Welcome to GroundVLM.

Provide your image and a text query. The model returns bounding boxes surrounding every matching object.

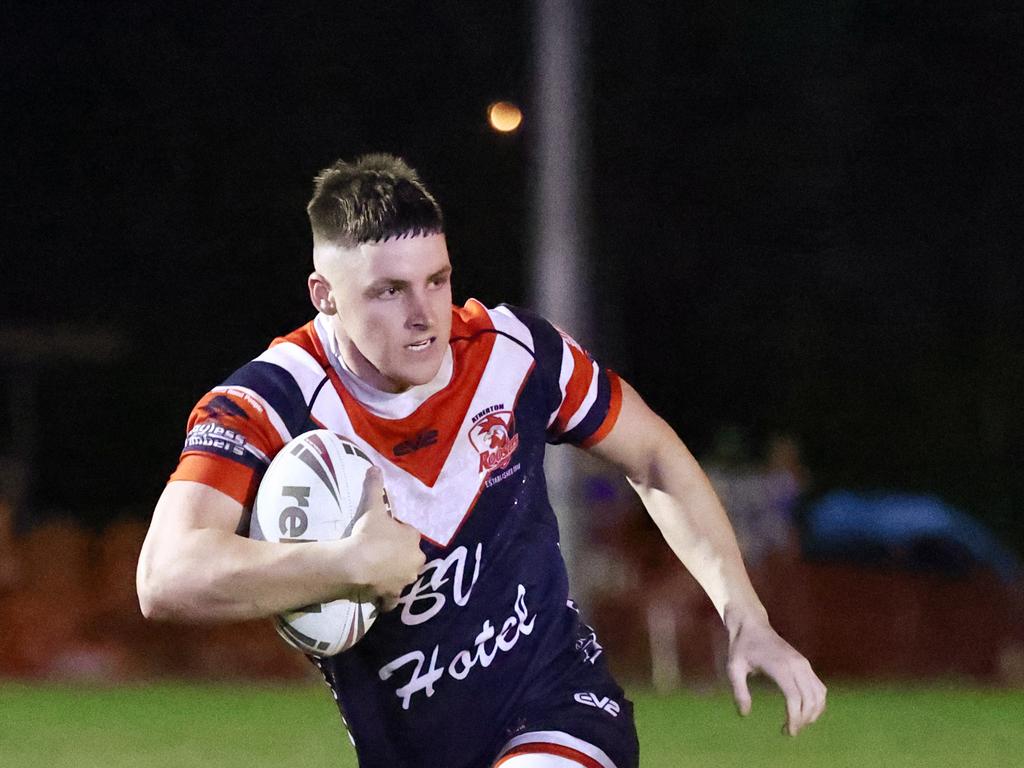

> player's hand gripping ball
[250,430,385,656]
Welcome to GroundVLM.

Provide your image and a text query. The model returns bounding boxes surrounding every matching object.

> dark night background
[1,2,1022,554]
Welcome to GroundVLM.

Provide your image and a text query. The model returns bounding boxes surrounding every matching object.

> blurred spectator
[704,428,805,569]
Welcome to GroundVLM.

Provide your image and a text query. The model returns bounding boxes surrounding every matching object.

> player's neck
[314,314,453,417]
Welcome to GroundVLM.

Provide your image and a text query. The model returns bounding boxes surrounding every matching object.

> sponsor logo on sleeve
[183,421,249,458]
[210,386,267,415]
[201,394,251,421]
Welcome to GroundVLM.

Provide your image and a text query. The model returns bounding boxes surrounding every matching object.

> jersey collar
[313,313,454,420]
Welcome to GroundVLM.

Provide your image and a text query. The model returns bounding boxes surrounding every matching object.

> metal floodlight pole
[530,0,592,601]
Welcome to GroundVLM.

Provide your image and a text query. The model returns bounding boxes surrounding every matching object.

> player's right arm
[138,465,424,623]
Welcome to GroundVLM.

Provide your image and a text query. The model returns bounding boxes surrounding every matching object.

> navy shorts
[487,617,640,768]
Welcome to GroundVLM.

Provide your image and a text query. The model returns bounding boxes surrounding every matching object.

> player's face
[313,233,453,393]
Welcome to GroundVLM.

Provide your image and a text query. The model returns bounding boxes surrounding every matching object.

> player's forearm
[137,529,364,623]
[628,439,768,626]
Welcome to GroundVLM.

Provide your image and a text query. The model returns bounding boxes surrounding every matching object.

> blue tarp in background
[802,491,1021,582]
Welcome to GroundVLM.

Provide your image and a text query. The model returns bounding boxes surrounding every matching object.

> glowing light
[488,101,523,133]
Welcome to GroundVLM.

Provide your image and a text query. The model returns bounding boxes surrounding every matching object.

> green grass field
[1,681,1021,767]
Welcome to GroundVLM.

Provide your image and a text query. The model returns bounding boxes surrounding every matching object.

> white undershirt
[313,313,453,420]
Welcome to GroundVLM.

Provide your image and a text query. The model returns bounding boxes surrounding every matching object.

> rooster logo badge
[469,411,520,474]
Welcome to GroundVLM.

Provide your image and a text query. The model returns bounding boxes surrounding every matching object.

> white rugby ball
[250,429,382,656]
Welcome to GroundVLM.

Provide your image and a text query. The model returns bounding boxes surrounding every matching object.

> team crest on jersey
[468,406,519,474]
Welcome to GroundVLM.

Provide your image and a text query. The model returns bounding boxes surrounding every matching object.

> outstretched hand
[726,615,827,736]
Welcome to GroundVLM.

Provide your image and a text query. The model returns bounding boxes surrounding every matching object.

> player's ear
[309,271,337,315]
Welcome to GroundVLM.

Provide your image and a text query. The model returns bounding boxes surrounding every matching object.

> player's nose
[405,290,434,330]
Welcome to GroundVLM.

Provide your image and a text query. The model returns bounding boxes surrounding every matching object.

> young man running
[138,154,826,768]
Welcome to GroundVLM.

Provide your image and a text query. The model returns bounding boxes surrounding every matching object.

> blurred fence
[0,514,1021,686]
[0,518,309,681]
[592,556,1024,689]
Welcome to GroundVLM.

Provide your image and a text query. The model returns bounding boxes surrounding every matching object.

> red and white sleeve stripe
[547,331,601,438]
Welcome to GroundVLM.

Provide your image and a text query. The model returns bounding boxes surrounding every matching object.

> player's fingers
[810,677,828,724]
[776,675,803,736]
[359,466,385,514]
[793,662,827,727]
[726,658,752,717]
[793,668,819,734]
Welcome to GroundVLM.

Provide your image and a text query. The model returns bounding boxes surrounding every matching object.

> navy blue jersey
[170,300,626,768]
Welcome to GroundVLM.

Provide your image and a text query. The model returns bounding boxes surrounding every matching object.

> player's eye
[377,286,401,298]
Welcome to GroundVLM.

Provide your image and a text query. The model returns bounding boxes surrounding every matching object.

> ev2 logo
[573,691,620,717]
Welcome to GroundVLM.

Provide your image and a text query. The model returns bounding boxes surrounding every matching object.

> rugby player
[137,154,826,768]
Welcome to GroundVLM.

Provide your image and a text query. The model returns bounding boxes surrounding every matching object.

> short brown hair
[307,153,444,247]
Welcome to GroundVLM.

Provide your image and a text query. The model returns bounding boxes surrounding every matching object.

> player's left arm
[586,377,827,735]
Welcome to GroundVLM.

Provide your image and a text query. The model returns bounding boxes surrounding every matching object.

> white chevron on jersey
[490,305,537,351]
[254,329,535,547]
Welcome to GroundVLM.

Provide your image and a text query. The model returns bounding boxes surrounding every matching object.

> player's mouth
[405,337,435,352]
